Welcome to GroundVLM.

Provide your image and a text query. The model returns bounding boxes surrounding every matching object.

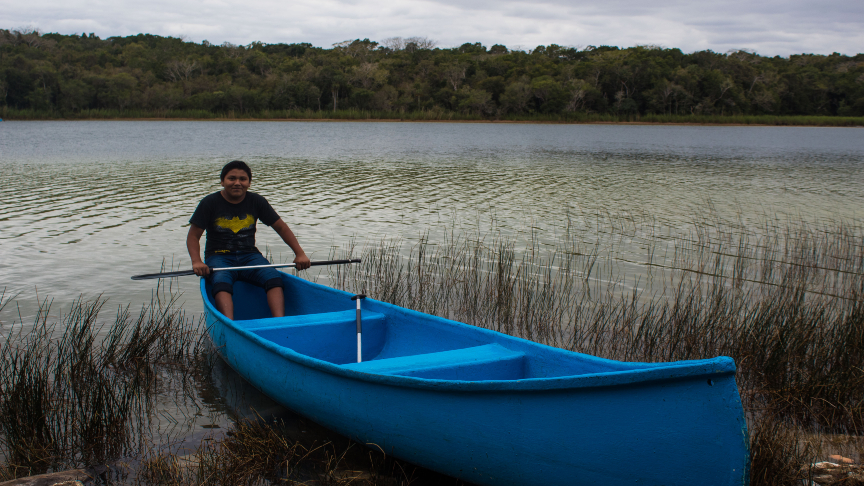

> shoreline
[4,117,863,127]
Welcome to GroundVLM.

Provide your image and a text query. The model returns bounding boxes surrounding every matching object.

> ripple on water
[0,121,862,312]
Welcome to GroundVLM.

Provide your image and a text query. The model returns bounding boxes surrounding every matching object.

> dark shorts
[205,252,284,295]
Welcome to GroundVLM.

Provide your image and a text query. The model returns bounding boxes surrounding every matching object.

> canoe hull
[204,275,749,486]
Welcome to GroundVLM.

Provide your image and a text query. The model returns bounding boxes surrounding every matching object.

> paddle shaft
[131,258,360,280]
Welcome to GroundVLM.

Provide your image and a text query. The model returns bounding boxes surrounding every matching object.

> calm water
[1,121,863,316]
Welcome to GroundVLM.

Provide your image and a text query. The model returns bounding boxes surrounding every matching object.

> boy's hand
[192,261,211,276]
[294,254,311,271]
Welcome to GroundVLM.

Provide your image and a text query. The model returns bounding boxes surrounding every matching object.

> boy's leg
[205,255,237,319]
[215,292,234,320]
[266,287,285,317]
[239,253,285,318]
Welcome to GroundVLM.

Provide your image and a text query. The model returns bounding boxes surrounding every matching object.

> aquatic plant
[0,283,206,480]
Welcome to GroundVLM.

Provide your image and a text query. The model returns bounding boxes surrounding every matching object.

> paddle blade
[130,269,197,280]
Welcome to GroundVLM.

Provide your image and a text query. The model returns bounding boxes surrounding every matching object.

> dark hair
[221,160,252,181]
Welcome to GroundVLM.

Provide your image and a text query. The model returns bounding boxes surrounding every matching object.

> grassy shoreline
[3,108,864,127]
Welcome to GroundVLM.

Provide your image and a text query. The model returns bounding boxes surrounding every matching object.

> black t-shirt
[189,191,280,256]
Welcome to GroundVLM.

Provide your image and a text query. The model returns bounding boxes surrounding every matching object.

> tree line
[2,28,863,118]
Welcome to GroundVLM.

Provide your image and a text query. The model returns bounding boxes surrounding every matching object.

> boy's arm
[187,224,211,276]
[271,219,311,270]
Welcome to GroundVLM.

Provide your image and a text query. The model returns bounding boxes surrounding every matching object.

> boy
[187,160,311,319]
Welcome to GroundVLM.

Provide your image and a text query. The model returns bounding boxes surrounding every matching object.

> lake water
[1,121,863,317]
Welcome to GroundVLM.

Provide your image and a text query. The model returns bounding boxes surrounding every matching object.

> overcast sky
[5,0,863,57]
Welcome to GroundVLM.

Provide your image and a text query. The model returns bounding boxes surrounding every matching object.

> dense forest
[2,28,864,120]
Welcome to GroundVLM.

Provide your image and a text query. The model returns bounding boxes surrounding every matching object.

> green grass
[1,108,222,120]
[639,113,864,126]
[0,107,481,121]
[3,106,863,126]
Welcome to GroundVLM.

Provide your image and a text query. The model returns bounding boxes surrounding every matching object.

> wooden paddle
[131,258,361,280]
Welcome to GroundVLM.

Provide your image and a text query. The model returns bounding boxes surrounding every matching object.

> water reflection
[152,354,309,452]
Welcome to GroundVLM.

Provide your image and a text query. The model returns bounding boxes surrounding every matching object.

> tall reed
[0,283,206,480]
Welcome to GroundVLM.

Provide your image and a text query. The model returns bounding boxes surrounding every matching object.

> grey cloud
[6,0,863,56]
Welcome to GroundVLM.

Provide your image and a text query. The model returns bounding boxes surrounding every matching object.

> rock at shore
[0,469,96,486]
[807,461,864,485]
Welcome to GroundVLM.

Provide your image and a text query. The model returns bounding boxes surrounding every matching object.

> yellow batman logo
[215,214,255,234]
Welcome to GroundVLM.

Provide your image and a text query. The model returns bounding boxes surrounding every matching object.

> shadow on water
[176,353,331,448]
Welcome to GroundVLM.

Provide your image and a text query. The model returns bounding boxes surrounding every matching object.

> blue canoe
[202,272,750,486]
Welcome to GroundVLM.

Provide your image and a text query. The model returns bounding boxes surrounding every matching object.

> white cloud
[4,0,863,56]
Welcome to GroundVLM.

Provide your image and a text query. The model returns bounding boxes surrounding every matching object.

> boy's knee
[264,278,284,292]
[212,282,234,295]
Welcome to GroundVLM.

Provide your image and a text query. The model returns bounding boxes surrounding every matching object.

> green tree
[1,29,862,119]
[501,78,532,114]
[458,87,492,114]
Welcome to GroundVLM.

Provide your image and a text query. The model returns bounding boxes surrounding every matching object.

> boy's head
[221,160,252,181]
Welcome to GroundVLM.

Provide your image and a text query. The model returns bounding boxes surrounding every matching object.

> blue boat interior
[207,275,673,382]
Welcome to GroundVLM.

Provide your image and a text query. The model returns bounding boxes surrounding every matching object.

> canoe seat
[342,344,525,381]
[242,309,361,331]
[249,310,388,365]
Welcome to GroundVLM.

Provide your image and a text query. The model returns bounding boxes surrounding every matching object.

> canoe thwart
[342,343,526,381]
[242,309,361,331]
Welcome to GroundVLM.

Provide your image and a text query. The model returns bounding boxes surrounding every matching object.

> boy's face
[221,168,251,199]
